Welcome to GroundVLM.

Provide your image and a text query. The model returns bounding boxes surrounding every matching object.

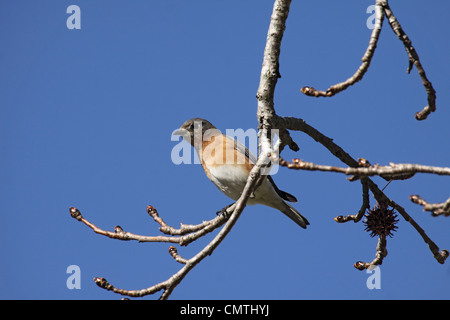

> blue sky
[0,1,449,300]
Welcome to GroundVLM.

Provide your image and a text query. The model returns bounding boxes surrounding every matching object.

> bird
[173,118,309,229]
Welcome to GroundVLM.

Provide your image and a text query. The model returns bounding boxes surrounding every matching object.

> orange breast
[200,135,253,176]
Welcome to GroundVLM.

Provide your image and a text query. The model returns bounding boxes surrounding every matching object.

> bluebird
[173,118,309,229]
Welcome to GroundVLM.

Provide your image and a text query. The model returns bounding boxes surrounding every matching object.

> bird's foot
[216,203,236,219]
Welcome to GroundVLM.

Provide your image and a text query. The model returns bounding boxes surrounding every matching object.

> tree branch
[73,153,270,299]
[354,235,387,270]
[335,178,370,223]
[257,0,292,144]
[381,0,436,120]
[277,158,450,180]
[300,0,384,97]
[410,195,450,217]
[69,206,228,246]
[300,0,437,121]
[273,116,448,266]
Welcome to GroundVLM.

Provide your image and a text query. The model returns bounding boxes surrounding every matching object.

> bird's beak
[172,128,190,140]
[172,128,189,137]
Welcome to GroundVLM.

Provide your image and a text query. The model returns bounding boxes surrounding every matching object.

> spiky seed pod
[364,204,399,238]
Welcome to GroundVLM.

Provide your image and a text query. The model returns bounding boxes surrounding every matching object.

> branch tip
[334,216,347,223]
[168,245,187,264]
[94,277,110,290]
[147,205,159,217]
[300,86,332,97]
[409,195,450,217]
[69,207,82,220]
[354,261,367,271]
[168,246,177,255]
[358,158,372,168]
[435,250,449,264]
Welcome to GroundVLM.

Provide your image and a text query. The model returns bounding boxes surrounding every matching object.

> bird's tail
[280,202,310,229]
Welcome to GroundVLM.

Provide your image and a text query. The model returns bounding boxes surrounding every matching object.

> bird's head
[173,118,219,147]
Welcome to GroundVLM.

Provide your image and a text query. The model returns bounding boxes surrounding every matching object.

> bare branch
[273,116,448,266]
[300,0,384,97]
[354,235,387,270]
[257,0,291,132]
[335,178,370,223]
[168,246,188,265]
[69,206,228,246]
[381,0,436,120]
[410,195,450,217]
[71,154,266,299]
[300,0,437,121]
[277,158,450,180]
[93,276,167,298]
[388,200,449,264]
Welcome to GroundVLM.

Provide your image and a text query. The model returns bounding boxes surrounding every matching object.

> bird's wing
[231,136,257,164]
[267,175,298,203]
[231,136,298,203]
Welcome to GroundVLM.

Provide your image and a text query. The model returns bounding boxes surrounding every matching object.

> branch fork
[300,0,436,120]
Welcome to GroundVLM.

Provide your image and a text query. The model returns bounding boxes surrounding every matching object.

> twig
[168,246,188,265]
[300,0,384,98]
[388,199,449,264]
[300,0,437,121]
[382,1,436,120]
[69,206,227,246]
[274,116,448,266]
[354,235,387,270]
[73,151,269,299]
[278,158,450,179]
[93,276,167,298]
[410,195,450,217]
[335,178,370,223]
[146,205,229,241]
